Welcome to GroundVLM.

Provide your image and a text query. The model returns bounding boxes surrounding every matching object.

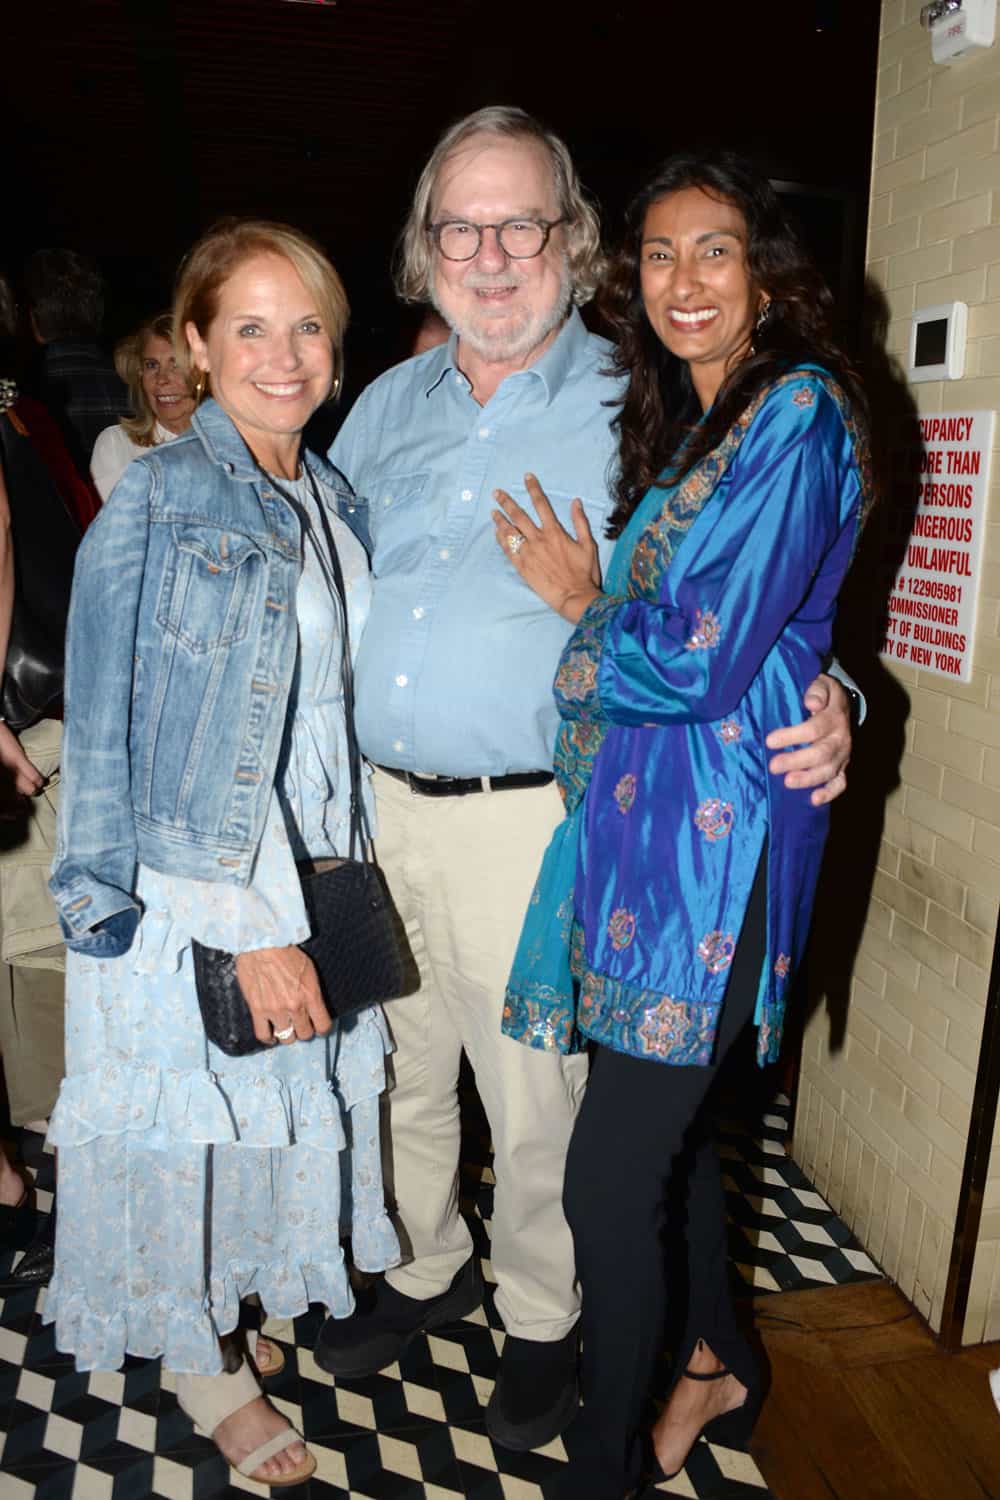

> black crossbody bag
[191,473,405,1056]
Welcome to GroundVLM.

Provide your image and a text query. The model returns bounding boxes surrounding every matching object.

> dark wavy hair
[25,249,105,341]
[599,150,867,537]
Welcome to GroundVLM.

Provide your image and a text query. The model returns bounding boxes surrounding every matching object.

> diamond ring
[507,532,525,555]
[274,1024,295,1041]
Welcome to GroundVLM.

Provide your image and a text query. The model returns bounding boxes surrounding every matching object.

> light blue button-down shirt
[331,310,622,775]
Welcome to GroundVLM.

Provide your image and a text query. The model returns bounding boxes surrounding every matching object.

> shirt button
[393,739,404,753]
[461,488,473,501]
[478,426,490,440]
[412,606,425,619]
[439,548,450,560]
[395,674,408,687]
[383,495,392,506]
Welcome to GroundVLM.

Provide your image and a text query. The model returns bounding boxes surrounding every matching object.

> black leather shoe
[486,1327,579,1451]
[0,1210,54,1294]
[314,1255,484,1378]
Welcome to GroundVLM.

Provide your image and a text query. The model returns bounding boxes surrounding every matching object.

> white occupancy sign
[881,410,994,683]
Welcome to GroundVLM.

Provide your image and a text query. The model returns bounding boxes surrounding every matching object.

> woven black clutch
[192,859,404,1056]
[300,859,405,1016]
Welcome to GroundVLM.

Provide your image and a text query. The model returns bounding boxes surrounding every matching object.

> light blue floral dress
[44,475,400,1374]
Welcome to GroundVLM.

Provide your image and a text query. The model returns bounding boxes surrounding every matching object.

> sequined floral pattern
[575,969,718,1066]
[694,797,734,842]
[608,907,637,950]
[614,773,637,814]
[637,996,693,1058]
[792,387,816,408]
[685,607,722,651]
[774,953,791,979]
[501,986,585,1054]
[558,649,599,702]
[697,929,736,975]
[718,719,742,744]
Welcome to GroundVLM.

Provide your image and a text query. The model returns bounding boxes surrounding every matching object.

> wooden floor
[750,1281,1000,1499]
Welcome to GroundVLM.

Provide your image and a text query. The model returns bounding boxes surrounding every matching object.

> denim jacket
[50,399,369,958]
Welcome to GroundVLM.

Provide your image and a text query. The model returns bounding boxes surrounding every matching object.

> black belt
[376,765,553,797]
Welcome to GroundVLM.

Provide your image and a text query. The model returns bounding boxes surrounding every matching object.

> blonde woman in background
[90,311,196,500]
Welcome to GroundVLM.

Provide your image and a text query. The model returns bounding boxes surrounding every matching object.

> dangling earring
[192,369,208,404]
[749,299,771,358]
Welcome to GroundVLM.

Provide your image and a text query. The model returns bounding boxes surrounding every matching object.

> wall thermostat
[908,302,968,382]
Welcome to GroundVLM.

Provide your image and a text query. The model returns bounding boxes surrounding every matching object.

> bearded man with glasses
[314,105,858,1451]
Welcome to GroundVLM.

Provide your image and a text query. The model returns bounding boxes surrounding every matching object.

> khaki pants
[0,719,65,1124]
[374,767,588,1342]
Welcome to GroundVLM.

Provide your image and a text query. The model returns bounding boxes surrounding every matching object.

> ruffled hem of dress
[209,1251,357,1337]
[335,1005,394,1109]
[48,1059,349,1152]
[44,1278,226,1374]
[44,1252,359,1374]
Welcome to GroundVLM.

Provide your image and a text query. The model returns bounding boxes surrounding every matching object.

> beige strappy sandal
[247,1328,286,1379]
[176,1361,316,1488]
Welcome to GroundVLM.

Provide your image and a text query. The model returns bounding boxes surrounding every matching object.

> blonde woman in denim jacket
[47,221,398,1487]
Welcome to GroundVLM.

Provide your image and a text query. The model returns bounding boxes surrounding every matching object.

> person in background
[409,307,450,357]
[24,248,129,476]
[314,105,858,1453]
[494,149,873,1498]
[0,270,94,1284]
[46,219,398,1486]
[91,312,196,501]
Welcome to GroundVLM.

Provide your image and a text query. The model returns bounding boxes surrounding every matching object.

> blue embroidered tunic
[502,370,872,1068]
[44,475,400,1374]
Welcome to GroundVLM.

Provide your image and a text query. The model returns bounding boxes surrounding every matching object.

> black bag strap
[265,462,373,866]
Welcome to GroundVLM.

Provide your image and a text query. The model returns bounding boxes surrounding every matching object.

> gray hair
[395,105,604,308]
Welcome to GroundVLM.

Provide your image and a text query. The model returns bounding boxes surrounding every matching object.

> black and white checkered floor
[0,1089,881,1500]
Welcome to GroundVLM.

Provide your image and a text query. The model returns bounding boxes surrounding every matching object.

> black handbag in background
[192,470,405,1056]
[0,403,81,731]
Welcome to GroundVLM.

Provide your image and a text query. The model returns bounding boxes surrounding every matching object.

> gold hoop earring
[192,370,208,403]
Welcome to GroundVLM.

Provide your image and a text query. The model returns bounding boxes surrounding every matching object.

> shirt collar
[191,397,349,493]
[422,308,587,406]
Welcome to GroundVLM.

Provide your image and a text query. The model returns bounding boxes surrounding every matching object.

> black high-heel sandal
[647,1363,761,1482]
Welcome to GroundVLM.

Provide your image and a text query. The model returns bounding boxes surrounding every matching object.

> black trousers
[561,855,767,1495]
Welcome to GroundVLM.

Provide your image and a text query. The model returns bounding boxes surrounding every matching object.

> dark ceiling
[10,0,880,363]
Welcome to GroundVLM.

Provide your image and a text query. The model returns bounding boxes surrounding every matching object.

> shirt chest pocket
[156,526,265,654]
[370,471,431,571]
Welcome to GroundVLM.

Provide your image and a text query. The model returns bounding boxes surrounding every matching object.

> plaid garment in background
[39,340,130,474]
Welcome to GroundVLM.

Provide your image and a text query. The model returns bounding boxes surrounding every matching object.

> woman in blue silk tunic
[493,153,873,1499]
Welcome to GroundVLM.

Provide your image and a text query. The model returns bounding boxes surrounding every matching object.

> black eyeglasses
[427,217,568,262]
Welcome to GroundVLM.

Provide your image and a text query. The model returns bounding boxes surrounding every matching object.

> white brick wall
[794,1,1000,1342]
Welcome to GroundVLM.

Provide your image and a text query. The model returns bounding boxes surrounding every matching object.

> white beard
[432,257,573,365]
